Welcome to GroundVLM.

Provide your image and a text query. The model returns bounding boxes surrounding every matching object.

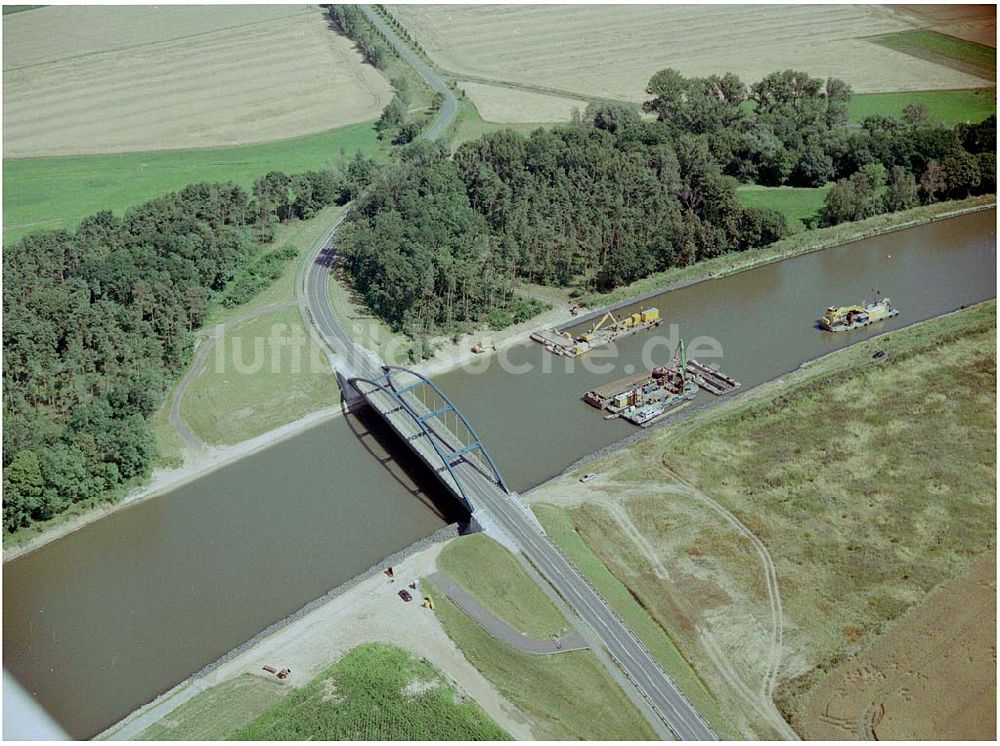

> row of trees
[326,5,391,69]
[820,117,996,225]
[345,66,996,335]
[3,158,376,533]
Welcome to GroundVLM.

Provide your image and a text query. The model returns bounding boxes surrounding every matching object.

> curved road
[305,11,717,740]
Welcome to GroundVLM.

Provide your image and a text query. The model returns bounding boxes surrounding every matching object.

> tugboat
[820,295,898,332]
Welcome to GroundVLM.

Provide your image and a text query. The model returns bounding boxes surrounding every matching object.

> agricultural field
[233,644,510,740]
[460,82,586,124]
[2,5,392,157]
[797,550,995,740]
[2,122,383,245]
[891,3,997,47]
[736,185,831,231]
[871,29,996,80]
[391,5,993,123]
[527,301,996,739]
[849,88,996,126]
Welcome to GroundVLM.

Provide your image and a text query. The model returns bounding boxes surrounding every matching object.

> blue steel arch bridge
[349,366,511,515]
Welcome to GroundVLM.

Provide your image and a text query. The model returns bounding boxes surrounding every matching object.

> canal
[3,208,996,737]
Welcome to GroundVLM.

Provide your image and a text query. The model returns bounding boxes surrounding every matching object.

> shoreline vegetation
[5,197,993,560]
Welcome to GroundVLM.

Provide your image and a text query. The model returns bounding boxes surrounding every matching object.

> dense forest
[343,67,995,335]
[2,159,376,533]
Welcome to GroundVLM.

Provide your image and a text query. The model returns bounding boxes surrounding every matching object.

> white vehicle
[579,473,597,483]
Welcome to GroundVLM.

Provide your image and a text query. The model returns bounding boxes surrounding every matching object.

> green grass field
[179,305,337,445]
[425,575,658,740]
[2,5,43,14]
[136,675,286,740]
[2,122,383,245]
[531,504,736,738]
[737,184,831,230]
[849,88,996,125]
[437,534,571,638]
[234,643,510,740]
[871,29,996,80]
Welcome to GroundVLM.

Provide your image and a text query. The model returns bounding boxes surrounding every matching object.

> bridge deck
[351,367,716,741]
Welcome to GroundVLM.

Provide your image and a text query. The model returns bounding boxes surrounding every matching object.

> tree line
[3,158,377,533]
[343,67,995,335]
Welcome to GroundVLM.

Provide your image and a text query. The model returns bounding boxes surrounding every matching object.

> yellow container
[641,308,659,323]
[630,312,641,326]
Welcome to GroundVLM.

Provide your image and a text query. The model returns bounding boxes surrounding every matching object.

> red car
[398,589,412,602]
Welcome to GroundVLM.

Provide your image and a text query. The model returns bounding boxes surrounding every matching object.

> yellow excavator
[578,311,619,343]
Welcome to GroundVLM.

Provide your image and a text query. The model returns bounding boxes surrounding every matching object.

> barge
[583,340,741,427]
[820,296,898,332]
[531,307,662,357]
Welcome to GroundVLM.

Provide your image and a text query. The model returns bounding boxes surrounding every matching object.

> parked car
[579,473,597,483]
[398,589,412,602]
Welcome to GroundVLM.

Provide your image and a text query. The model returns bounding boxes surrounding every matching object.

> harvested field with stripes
[3,5,391,156]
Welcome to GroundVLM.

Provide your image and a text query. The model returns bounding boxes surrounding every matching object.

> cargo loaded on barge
[583,340,741,427]
[820,295,898,332]
[531,308,661,357]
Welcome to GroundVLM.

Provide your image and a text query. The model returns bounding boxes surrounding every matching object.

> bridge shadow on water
[339,392,472,529]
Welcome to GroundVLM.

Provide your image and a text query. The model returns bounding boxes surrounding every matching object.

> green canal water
[3,208,996,737]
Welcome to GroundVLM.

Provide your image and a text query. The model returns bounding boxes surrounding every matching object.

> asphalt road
[358,5,458,142]
[306,12,717,740]
[455,459,717,741]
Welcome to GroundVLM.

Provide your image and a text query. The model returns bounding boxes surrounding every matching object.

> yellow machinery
[578,311,619,342]
[472,339,496,354]
[422,595,434,610]
[641,308,660,323]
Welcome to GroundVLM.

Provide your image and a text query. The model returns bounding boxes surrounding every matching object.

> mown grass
[2,122,383,244]
[136,675,286,740]
[424,576,658,740]
[179,305,338,445]
[234,643,510,740]
[447,100,550,150]
[532,504,736,738]
[849,88,996,126]
[736,184,831,230]
[437,533,571,638]
[871,29,996,79]
[577,195,995,308]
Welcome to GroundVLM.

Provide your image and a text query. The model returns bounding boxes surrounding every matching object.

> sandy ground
[800,550,996,740]
[100,542,536,741]
[391,5,992,122]
[525,473,797,740]
[461,81,586,123]
[3,5,391,157]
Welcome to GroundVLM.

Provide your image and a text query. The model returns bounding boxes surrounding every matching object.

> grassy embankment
[136,675,286,741]
[577,194,995,308]
[138,645,509,740]
[146,205,347,455]
[2,122,383,245]
[870,29,996,80]
[425,534,661,740]
[530,300,996,737]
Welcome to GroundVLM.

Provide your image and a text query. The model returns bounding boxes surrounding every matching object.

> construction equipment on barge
[820,294,898,332]
[583,340,740,427]
[531,307,661,357]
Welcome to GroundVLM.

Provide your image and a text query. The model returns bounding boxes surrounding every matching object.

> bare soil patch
[798,550,996,740]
